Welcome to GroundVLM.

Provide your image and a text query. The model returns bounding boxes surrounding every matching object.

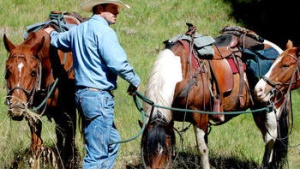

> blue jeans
[75,88,121,169]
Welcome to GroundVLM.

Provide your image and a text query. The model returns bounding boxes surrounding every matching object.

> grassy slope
[0,0,299,168]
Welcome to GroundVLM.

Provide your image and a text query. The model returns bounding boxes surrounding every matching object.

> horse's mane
[22,31,48,47]
[24,31,36,43]
[143,49,182,122]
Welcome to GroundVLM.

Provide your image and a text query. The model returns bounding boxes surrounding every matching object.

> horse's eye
[5,70,11,79]
[31,71,37,77]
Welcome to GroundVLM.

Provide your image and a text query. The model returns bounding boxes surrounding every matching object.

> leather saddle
[209,34,245,122]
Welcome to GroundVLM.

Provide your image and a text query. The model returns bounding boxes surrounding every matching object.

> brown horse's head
[3,32,46,121]
[139,114,176,169]
[255,40,300,102]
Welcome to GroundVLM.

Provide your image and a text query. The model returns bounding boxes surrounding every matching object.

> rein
[5,55,40,108]
[133,90,274,168]
[261,53,299,144]
[109,94,147,145]
[134,91,273,115]
[28,14,71,113]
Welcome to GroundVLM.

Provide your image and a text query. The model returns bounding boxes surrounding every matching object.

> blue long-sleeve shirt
[49,14,140,90]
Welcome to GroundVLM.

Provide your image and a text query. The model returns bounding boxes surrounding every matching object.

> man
[44,0,140,168]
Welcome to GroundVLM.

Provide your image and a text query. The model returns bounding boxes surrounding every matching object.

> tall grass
[1,0,300,168]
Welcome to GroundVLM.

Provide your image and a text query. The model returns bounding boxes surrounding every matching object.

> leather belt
[76,86,100,91]
[86,87,99,91]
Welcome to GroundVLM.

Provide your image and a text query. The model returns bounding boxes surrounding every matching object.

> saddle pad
[227,58,246,74]
[167,33,215,56]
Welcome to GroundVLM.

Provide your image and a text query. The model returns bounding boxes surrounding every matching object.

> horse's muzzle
[7,102,26,121]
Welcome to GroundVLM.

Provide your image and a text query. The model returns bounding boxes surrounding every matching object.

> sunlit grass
[1,0,300,168]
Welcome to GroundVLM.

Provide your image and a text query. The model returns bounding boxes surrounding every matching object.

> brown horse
[3,13,83,169]
[255,40,299,168]
[255,40,300,101]
[140,25,289,169]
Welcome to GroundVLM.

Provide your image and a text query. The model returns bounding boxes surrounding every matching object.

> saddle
[210,33,246,122]
[213,34,241,59]
[24,11,87,38]
[166,24,266,123]
[208,26,267,122]
[182,24,248,123]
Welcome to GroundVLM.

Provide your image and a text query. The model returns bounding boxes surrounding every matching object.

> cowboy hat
[81,0,130,12]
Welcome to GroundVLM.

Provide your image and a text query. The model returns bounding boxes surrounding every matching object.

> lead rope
[275,60,298,142]
[109,94,147,145]
[265,58,298,145]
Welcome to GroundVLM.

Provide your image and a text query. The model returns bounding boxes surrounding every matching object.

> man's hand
[127,84,140,96]
[44,26,55,34]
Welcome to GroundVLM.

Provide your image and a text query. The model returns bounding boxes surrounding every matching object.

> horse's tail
[78,113,85,144]
[270,100,290,168]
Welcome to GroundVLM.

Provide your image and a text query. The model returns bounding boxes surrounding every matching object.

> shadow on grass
[125,151,260,169]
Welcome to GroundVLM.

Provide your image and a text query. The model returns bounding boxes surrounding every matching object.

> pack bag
[221,25,280,79]
[166,33,215,57]
[242,47,279,79]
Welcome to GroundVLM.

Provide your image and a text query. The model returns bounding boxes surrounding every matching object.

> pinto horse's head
[255,40,300,102]
[139,114,176,169]
[3,33,45,121]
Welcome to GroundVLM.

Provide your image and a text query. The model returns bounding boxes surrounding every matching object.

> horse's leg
[52,108,77,169]
[61,81,78,169]
[62,109,77,169]
[28,119,43,169]
[252,108,277,168]
[194,126,210,169]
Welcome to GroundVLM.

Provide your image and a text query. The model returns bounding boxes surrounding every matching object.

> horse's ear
[3,34,15,52]
[286,40,293,49]
[297,45,300,57]
[31,37,45,55]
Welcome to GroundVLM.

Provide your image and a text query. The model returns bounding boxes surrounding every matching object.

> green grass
[1,0,300,168]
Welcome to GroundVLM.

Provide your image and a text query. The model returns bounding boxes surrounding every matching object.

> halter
[260,52,298,144]
[262,53,300,99]
[5,54,42,110]
[141,111,175,169]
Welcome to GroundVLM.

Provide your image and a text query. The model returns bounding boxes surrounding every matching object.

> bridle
[261,52,299,142]
[261,52,300,100]
[5,54,42,110]
[141,112,175,169]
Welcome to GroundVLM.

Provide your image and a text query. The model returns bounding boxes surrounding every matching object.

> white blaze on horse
[3,12,85,169]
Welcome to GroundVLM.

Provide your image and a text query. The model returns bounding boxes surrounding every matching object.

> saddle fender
[209,59,234,95]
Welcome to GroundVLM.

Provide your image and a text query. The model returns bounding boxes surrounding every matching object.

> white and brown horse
[140,25,289,169]
[255,40,299,168]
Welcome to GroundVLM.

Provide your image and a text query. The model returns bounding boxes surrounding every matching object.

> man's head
[81,0,130,24]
